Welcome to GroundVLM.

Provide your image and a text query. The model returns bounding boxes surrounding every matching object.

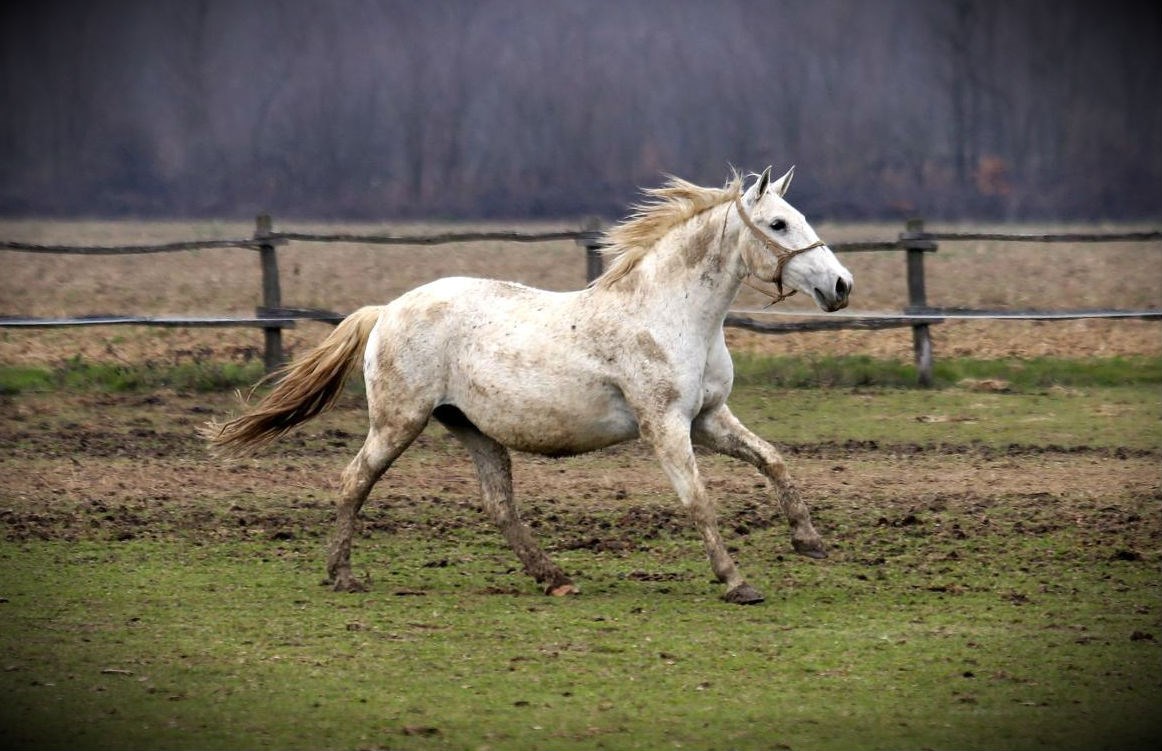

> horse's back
[378,276,579,346]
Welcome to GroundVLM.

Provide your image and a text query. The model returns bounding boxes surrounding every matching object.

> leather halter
[732,193,825,304]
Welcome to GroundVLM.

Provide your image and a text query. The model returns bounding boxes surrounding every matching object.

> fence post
[900,218,937,387]
[579,216,604,285]
[254,214,283,373]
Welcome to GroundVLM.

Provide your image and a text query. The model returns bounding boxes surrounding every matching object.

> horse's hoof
[331,577,368,593]
[723,583,765,605]
[793,539,828,559]
[547,582,580,597]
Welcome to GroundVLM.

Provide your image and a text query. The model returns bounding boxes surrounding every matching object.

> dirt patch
[2,393,1157,573]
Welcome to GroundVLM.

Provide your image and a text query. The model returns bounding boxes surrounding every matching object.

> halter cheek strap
[732,194,825,305]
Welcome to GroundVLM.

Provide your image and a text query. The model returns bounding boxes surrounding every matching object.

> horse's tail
[203,306,382,454]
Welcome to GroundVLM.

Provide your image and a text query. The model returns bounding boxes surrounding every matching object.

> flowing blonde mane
[595,173,743,289]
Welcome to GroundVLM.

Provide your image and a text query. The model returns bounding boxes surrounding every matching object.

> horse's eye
[770,218,787,232]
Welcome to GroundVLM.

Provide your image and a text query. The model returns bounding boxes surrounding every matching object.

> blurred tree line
[1,0,1159,221]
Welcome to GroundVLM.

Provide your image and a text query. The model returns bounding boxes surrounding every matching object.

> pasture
[1,383,1160,749]
[1,220,1160,749]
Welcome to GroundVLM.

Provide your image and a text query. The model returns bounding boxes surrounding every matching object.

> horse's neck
[602,202,745,327]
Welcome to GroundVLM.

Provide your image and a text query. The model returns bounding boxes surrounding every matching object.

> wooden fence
[2,218,1159,386]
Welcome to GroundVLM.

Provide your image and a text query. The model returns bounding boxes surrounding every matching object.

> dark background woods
[1,0,1159,221]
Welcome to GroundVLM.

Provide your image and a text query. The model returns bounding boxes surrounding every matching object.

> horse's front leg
[692,405,826,559]
[643,412,764,604]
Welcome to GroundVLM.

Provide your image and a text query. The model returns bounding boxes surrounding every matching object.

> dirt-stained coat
[206,168,853,603]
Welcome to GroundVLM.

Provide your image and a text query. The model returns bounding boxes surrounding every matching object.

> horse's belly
[495,411,639,456]
[451,379,639,457]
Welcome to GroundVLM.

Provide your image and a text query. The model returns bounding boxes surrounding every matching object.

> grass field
[2,374,1160,750]
[1,219,1160,749]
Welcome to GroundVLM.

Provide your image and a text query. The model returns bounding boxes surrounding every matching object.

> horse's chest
[698,344,734,412]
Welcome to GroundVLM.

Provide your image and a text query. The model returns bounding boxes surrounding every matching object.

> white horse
[206,167,853,604]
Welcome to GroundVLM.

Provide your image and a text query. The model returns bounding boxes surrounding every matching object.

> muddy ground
[3,391,1158,580]
[2,220,1160,575]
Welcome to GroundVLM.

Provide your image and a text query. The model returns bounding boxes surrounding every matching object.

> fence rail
[2,217,1159,385]
[0,238,268,255]
[0,234,901,255]
[922,230,1162,243]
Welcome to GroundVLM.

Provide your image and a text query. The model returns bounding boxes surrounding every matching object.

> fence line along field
[1,219,1160,369]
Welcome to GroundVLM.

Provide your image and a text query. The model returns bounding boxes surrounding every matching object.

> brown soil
[2,393,1158,571]
[2,222,1158,576]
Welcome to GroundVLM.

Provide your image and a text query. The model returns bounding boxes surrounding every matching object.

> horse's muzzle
[815,276,852,312]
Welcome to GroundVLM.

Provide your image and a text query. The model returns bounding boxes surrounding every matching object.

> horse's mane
[594,172,744,289]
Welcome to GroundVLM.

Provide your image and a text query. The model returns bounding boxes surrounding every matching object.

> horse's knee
[761,455,789,483]
[685,494,717,528]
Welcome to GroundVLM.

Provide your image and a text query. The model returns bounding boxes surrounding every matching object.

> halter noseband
[732,193,825,304]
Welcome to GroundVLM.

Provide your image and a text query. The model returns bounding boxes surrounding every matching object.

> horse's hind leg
[326,415,426,592]
[439,414,576,596]
[692,405,826,559]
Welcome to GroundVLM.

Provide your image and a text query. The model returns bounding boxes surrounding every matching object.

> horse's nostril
[835,277,849,298]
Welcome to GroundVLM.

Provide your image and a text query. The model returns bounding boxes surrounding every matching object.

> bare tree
[1,0,1158,219]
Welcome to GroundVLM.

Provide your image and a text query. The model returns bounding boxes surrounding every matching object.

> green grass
[2,356,1158,454]
[2,354,1160,395]
[1,355,1159,748]
[728,384,1162,450]
[2,533,1159,751]
[0,357,266,395]
[732,353,1162,389]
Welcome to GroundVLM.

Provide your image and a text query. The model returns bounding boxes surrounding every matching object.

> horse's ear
[773,165,795,197]
[744,166,772,205]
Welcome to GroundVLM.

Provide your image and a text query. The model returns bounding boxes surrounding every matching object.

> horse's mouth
[813,287,849,313]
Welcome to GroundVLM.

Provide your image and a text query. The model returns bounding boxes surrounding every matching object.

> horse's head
[737,166,853,312]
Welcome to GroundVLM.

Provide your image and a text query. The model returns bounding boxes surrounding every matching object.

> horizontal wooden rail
[271,229,591,245]
[926,230,1162,243]
[0,238,267,255]
[0,315,298,328]
[732,307,1162,321]
[724,315,939,334]
[909,308,1162,320]
[0,233,899,256]
[0,231,587,255]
